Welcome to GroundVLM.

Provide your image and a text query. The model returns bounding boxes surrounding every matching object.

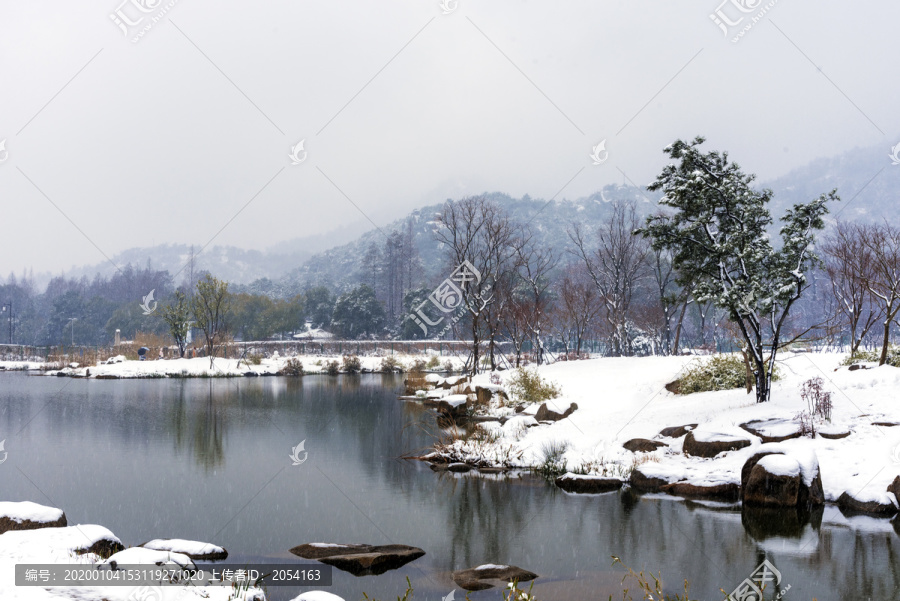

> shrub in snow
[675,354,779,395]
[283,358,304,377]
[508,367,561,404]
[426,356,440,369]
[535,440,570,480]
[379,356,401,373]
[801,377,832,421]
[841,347,900,368]
[341,355,361,374]
[325,360,340,375]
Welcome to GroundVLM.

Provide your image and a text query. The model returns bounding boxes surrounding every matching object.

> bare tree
[434,196,514,374]
[822,221,882,354]
[553,262,603,356]
[569,200,651,356]
[858,222,900,365]
[509,227,558,364]
[650,246,692,355]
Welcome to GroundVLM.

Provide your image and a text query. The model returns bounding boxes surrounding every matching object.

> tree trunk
[754,360,769,404]
[880,320,891,366]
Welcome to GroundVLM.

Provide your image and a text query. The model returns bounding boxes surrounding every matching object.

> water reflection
[170,381,226,471]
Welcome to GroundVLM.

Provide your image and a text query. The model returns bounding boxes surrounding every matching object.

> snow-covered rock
[683,426,755,458]
[140,538,227,560]
[555,473,623,494]
[838,488,899,517]
[0,502,66,534]
[101,547,195,571]
[290,592,346,601]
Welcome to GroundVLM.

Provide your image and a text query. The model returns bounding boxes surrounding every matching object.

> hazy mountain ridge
[42,140,898,295]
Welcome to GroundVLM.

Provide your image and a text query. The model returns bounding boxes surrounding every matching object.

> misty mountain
[41,139,898,296]
[766,142,900,222]
[39,221,371,290]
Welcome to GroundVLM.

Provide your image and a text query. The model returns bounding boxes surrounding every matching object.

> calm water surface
[0,372,898,600]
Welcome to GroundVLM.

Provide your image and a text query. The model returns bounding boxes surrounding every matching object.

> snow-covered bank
[29,354,466,379]
[0,360,47,371]
[431,352,900,514]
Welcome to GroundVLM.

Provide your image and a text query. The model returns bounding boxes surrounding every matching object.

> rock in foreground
[741,445,824,508]
[452,564,538,591]
[837,490,899,517]
[555,473,623,494]
[290,543,425,576]
[683,429,753,458]
[622,438,667,453]
[140,538,228,560]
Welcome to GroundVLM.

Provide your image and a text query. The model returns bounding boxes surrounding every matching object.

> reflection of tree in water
[170,380,226,471]
[442,474,555,568]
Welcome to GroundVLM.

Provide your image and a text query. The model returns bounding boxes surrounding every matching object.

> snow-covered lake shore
[0,354,466,378]
[425,352,900,513]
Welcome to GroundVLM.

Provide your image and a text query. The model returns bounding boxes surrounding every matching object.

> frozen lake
[1,372,898,600]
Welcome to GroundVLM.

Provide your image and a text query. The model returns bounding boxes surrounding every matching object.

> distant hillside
[269,185,660,297]
[766,141,900,222]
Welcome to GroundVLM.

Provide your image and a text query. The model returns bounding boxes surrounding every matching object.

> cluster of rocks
[0,501,232,559]
[558,420,900,521]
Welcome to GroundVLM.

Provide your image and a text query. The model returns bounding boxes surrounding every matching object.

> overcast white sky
[1,0,896,276]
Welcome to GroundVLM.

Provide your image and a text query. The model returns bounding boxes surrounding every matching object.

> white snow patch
[290,592,347,601]
[0,501,64,524]
[757,454,801,477]
[141,538,224,556]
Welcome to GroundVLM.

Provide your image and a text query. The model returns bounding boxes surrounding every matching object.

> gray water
[0,372,898,601]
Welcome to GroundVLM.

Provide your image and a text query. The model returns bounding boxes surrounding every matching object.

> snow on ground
[0,523,264,600]
[0,360,46,371]
[451,352,900,507]
[32,354,466,379]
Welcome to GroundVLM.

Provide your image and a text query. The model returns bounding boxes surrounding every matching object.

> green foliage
[161,290,191,357]
[282,358,304,376]
[399,287,434,340]
[331,284,386,338]
[247,353,263,365]
[230,293,304,341]
[341,354,362,374]
[508,367,561,404]
[426,356,440,369]
[639,137,834,403]
[304,286,335,330]
[191,274,231,366]
[675,354,779,395]
[324,359,340,375]
[842,347,900,367]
